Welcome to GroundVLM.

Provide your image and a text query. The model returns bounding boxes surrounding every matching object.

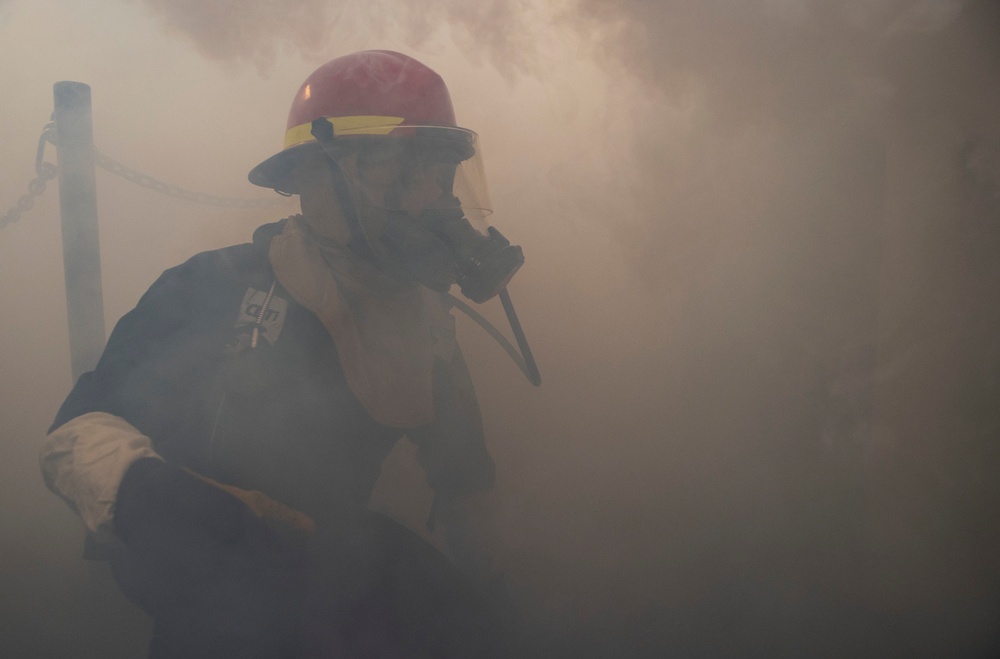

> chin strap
[446,288,541,386]
[310,118,377,261]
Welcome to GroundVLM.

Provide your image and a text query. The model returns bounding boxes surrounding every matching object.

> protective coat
[45,218,495,551]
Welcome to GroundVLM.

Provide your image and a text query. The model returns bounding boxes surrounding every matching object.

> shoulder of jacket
[164,243,270,288]
[169,219,287,289]
[131,243,268,317]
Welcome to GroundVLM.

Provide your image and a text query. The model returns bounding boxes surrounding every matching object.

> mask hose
[446,288,541,386]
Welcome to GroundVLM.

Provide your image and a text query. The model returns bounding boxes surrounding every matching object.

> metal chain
[94,150,292,208]
[1,122,58,230]
[3,121,292,231]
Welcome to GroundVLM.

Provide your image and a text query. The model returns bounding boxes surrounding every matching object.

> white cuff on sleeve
[40,412,162,541]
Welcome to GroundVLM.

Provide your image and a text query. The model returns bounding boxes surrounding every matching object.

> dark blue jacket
[52,220,495,535]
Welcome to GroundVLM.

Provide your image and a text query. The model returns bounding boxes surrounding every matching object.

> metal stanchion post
[53,81,106,381]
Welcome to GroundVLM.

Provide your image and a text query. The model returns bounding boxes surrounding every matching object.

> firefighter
[39,50,521,658]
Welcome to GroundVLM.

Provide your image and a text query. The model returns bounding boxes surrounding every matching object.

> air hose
[447,288,541,386]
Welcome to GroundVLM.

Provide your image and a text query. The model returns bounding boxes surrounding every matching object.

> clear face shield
[316,122,522,302]
[337,126,490,224]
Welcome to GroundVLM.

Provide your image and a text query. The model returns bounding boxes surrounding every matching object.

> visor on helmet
[333,125,492,228]
[250,123,492,229]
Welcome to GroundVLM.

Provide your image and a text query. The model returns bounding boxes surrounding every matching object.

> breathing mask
[310,118,524,303]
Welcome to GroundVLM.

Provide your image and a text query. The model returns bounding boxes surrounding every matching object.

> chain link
[3,121,293,231]
[94,151,292,209]
[1,123,58,230]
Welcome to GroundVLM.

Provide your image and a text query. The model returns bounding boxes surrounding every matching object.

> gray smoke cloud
[566,0,967,283]
[137,0,540,79]
[3,0,999,656]
[546,1,1000,655]
[139,0,332,70]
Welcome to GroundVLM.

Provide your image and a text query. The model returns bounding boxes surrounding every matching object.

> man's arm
[408,347,498,581]
[40,412,162,542]
[39,253,267,548]
[409,348,495,498]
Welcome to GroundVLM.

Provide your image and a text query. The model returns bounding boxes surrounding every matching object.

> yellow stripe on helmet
[283,116,406,149]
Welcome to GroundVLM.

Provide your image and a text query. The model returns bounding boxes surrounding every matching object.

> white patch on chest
[235,287,289,346]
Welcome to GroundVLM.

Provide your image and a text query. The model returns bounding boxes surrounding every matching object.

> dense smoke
[1,0,999,656]
[138,0,541,79]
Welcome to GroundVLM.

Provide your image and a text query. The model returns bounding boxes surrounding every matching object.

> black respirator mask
[309,118,540,385]
[310,118,524,303]
[379,207,523,303]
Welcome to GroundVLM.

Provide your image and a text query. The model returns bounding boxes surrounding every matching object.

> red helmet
[249,50,489,215]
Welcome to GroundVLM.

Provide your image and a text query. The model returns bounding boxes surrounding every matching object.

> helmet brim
[248,143,317,195]
[248,128,486,212]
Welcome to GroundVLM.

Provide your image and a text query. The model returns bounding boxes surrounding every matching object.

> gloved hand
[113,458,311,656]
[115,457,261,547]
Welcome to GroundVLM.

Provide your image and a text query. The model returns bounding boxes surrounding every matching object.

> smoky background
[2,0,999,656]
